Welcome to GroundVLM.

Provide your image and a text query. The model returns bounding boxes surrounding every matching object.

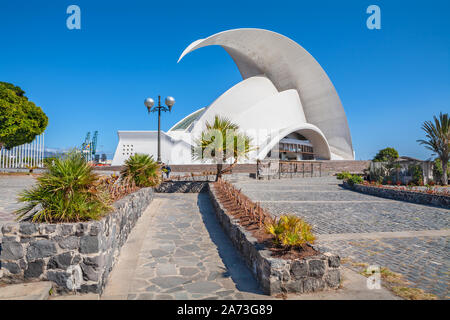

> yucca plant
[265,215,316,249]
[192,115,253,181]
[120,153,161,187]
[417,112,449,185]
[16,152,111,223]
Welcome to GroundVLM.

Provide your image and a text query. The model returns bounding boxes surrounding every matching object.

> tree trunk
[442,158,448,186]
[216,163,223,182]
[219,158,239,175]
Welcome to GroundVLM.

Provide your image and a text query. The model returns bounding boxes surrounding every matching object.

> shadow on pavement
[196,192,264,296]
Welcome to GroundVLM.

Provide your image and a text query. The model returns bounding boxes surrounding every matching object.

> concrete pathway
[234,176,450,299]
[0,282,52,300]
[103,193,266,300]
[102,193,397,300]
[0,175,36,233]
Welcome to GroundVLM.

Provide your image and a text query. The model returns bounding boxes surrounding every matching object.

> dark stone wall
[343,182,450,209]
[155,181,209,193]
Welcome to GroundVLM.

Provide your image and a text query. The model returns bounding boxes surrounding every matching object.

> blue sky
[1,0,449,160]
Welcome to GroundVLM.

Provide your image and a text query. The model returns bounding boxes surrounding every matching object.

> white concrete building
[112,28,354,166]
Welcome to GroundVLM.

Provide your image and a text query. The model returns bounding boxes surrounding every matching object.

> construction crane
[81,131,98,162]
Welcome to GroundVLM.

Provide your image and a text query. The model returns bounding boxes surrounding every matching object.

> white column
[38,134,42,167]
[36,135,39,167]
[27,140,30,167]
[41,133,44,167]
[19,144,22,168]
[12,146,16,168]
[30,140,34,167]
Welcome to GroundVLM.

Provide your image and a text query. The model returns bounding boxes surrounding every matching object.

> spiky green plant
[336,171,352,180]
[120,153,161,187]
[347,174,364,186]
[192,115,253,181]
[417,112,449,185]
[16,152,111,222]
[265,215,316,249]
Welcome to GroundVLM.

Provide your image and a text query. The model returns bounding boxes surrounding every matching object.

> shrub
[408,164,423,185]
[265,215,316,249]
[373,147,399,163]
[347,174,363,186]
[16,153,111,223]
[433,158,450,183]
[336,171,352,180]
[120,153,161,187]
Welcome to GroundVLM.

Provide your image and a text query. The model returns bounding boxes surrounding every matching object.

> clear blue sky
[1,0,449,160]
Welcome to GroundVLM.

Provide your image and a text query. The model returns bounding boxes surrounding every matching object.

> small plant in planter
[336,171,352,180]
[264,215,316,249]
[346,174,363,186]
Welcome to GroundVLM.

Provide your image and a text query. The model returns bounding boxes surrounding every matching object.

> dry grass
[379,267,405,285]
[344,257,438,300]
[391,286,437,300]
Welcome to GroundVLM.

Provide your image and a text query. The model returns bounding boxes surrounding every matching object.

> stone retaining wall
[207,184,340,295]
[0,188,153,293]
[343,182,450,209]
[155,181,209,193]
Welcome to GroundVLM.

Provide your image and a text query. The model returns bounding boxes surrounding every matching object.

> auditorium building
[112,28,354,166]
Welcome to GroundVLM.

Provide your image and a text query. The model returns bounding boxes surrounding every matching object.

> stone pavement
[103,193,267,300]
[0,175,36,236]
[102,192,397,300]
[234,177,450,299]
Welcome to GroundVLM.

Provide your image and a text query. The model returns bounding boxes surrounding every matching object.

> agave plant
[265,215,316,249]
[16,152,111,223]
[192,115,253,181]
[417,112,449,185]
[120,153,161,187]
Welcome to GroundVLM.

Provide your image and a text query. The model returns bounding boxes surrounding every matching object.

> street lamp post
[144,95,175,163]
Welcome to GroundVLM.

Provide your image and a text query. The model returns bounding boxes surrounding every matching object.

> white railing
[0,133,45,169]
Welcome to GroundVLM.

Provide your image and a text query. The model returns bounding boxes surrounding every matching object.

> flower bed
[207,182,340,295]
[343,182,450,208]
[0,188,154,293]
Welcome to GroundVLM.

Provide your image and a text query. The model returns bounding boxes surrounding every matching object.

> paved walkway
[103,193,267,300]
[0,175,36,233]
[234,177,450,299]
[102,193,397,300]
[0,176,397,300]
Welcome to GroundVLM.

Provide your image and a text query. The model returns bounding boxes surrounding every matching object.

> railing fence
[256,160,322,180]
[0,133,45,169]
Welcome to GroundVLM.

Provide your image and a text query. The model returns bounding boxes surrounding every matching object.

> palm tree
[121,153,161,187]
[417,112,449,185]
[16,152,111,222]
[192,115,253,181]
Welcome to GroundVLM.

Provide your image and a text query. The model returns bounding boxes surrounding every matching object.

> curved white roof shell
[177,28,354,160]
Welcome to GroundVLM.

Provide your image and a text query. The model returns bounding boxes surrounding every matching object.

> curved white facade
[112,28,354,165]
